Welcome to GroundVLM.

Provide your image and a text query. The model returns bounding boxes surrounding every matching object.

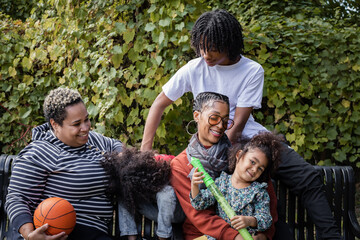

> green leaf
[159,18,171,27]
[111,54,123,69]
[88,102,99,116]
[35,48,48,62]
[147,5,156,13]
[19,108,32,119]
[9,67,17,77]
[23,75,34,85]
[123,29,135,44]
[21,57,32,70]
[327,127,337,140]
[128,48,140,63]
[352,64,360,72]
[156,123,166,138]
[112,45,123,54]
[48,45,63,61]
[159,32,165,44]
[145,23,156,32]
[115,22,126,33]
[341,99,350,108]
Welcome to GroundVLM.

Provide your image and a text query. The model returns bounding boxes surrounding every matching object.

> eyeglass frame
[207,114,234,130]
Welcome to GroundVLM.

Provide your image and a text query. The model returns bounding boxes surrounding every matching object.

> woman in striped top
[5,87,122,240]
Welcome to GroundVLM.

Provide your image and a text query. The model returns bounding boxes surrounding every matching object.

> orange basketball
[33,197,76,235]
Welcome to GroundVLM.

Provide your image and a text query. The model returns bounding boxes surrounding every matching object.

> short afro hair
[43,87,83,128]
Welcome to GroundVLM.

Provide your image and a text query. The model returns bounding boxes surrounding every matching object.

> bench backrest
[274,166,360,240]
[0,154,15,239]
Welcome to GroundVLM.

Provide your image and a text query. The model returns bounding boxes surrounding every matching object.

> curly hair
[43,87,83,128]
[228,131,284,183]
[191,9,244,62]
[101,147,171,215]
[192,92,229,113]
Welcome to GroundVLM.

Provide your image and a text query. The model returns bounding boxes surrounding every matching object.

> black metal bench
[0,154,359,240]
[274,166,360,240]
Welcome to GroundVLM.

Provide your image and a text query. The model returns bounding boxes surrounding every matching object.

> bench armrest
[349,210,360,237]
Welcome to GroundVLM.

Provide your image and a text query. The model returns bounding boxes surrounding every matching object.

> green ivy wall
[0,0,359,172]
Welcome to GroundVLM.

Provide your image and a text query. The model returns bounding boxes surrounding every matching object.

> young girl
[190,132,283,239]
[101,148,184,240]
[102,148,171,216]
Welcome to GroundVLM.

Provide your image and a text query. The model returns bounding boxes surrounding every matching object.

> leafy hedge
[0,0,359,171]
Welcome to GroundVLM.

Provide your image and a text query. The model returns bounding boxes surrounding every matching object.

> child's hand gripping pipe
[191,157,254,240]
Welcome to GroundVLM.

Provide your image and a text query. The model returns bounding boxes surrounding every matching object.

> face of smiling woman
[51,102,91,147]
[194,100,229,147]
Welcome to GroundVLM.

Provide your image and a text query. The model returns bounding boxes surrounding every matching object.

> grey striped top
[5,123,122,234]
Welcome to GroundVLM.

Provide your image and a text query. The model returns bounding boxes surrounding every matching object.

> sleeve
[170,152,238,240]
[190,188,216,210]
[237,67,264,109]
[5,144,54,232]
[90,131,123,153]
[261,178,278,240]
[252,189,272,232]
[162,63,192,101]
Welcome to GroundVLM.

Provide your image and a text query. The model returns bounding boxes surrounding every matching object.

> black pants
[68,224,113,240]
[275,142,341,239]
[273,220,294,240]
[10,224,113,240]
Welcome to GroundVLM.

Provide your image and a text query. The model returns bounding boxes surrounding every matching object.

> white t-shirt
[162,56,268,138]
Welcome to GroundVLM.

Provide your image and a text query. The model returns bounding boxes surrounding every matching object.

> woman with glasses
[170,92,277,240]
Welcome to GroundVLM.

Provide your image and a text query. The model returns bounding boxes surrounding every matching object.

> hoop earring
[186,120,198,135]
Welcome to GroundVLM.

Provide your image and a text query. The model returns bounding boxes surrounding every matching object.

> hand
[191,168,204,185]
[27,224,67,240]
[230,215,256,230]
[190,168,204,198]
[252,232,267,240]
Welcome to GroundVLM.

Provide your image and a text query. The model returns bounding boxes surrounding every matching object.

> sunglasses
[208,114,234,130]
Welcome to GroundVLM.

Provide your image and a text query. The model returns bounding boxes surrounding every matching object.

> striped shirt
[5,123,122,234]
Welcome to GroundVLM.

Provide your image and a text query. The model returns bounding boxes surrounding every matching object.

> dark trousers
[10,224,113,240]
[68,224,113,240]
[275,142,341,239]
[273,219,294,240]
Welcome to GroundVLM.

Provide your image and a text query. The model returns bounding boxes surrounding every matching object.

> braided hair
[101,147,171,215]
[191,9,244,62]
[228,131,284,183]
[192,92,229,113]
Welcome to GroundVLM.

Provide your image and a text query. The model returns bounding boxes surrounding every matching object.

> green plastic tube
[191,157,253,240]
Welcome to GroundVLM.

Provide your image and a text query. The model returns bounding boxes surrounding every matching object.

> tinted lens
[208,115,221,126]
[208,115,234,130]
[226,119,234,130]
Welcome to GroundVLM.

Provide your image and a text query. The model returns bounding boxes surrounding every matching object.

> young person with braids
[101,148,184,240]
[142,9,341,240]
[170,92,278,240]
[190,132,283,239]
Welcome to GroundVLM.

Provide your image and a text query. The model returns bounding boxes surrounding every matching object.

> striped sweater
[5,123,122,234]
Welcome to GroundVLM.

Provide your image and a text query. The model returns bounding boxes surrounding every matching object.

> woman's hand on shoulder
[27,224,67,240]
